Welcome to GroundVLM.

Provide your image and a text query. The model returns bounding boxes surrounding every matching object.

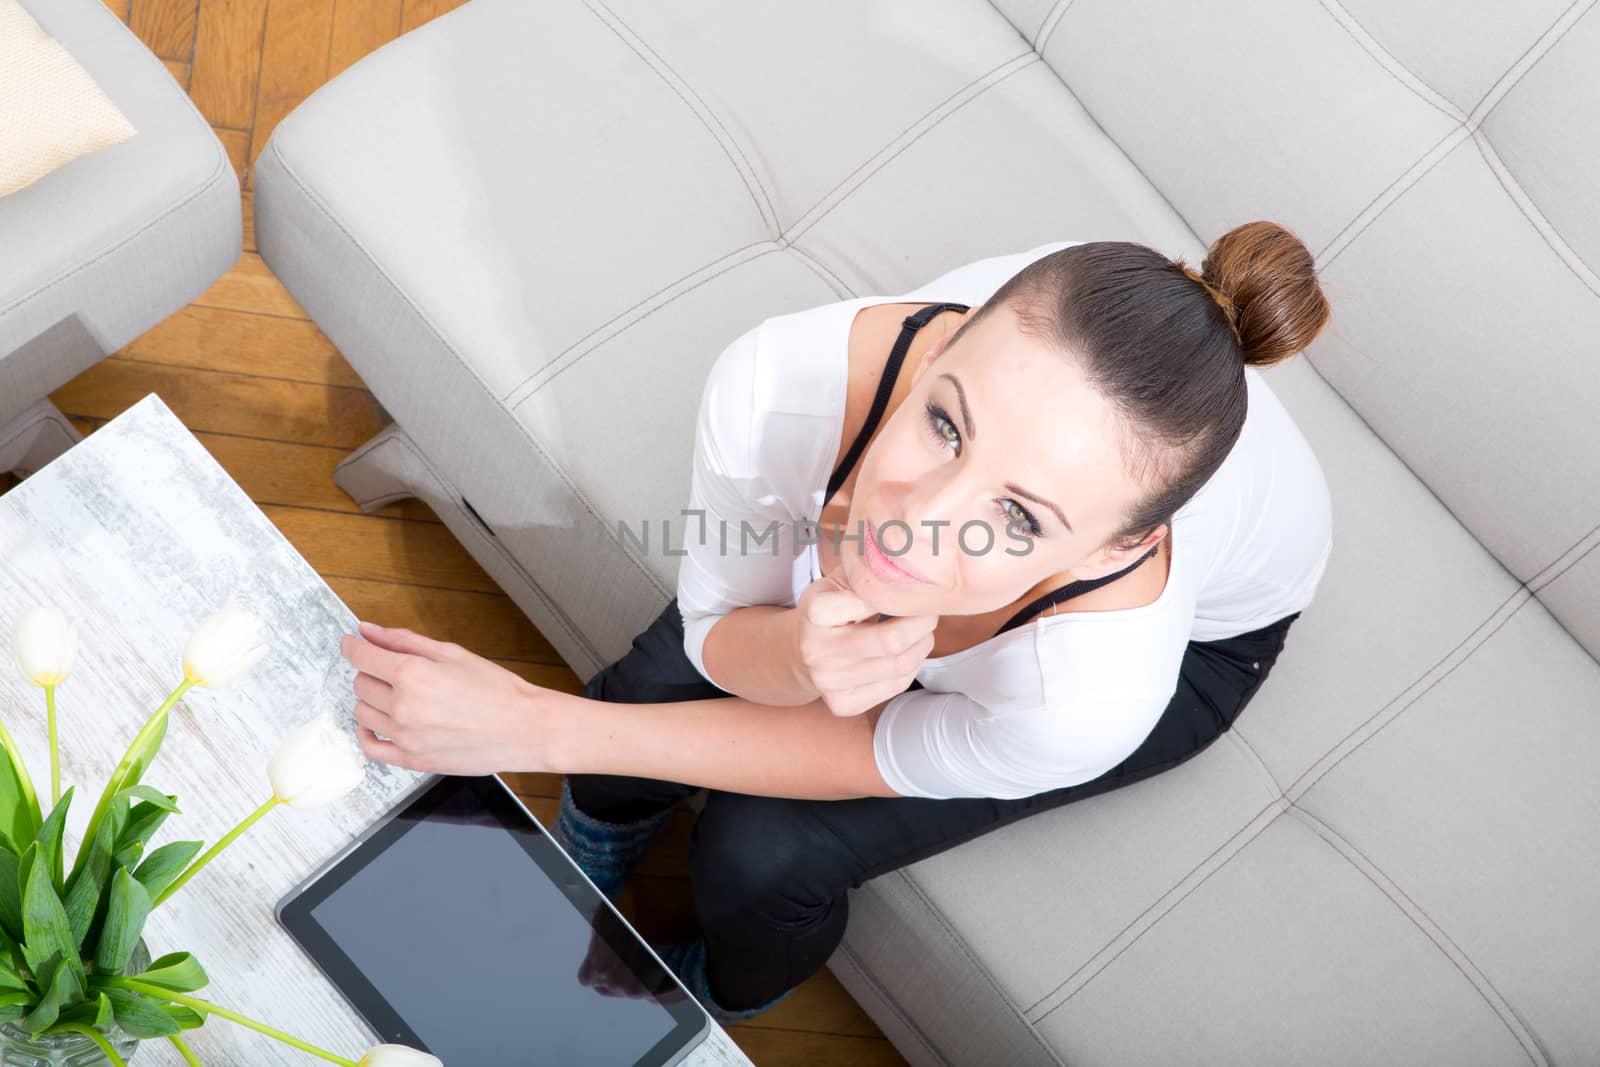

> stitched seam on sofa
[1473,133,1600,296]
[1219,725,1287,796]
[784,245,856,301]
[1032,0,1077,54]
[1528,521,1600,594]
[829,942,953,1067]
[580,0,778,235]
[261,139,674,617]
[2,144,231,319]
[362,429,604,666]
[1026,798,1287,1018]
[1288,806,1551,1065]
[1316,0,1466,122]
[897,869,1067,1066]
[503,241,778,407]
[782,51,1037,243]
[1284,586,1530,802]
[1467,0,1595,123]
[774,48,1024,241]
[1317,124,1467,267]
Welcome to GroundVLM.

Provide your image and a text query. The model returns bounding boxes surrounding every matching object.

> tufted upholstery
[254,0,1599,1062]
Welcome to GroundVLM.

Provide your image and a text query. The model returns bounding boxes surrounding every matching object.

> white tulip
[267,713,367,810]
[11,606,79,687]
[358,1044,444,1066]
[182,606,268,689]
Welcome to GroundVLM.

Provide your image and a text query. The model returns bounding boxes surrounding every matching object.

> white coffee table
[0,394,753,1066]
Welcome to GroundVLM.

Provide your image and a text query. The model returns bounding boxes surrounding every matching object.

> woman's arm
[541,689,902,801]
[696,604,819,707]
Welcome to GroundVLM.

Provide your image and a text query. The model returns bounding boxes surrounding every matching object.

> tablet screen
[278,775,707,1065]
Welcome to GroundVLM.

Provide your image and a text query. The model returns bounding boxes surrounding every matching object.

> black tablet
[276,773,710,1065]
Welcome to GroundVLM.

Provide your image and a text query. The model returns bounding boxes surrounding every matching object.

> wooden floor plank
[122,304,362,389]
[213,126,250,183]
[101,0,130,21]
[162,58,191,89]
[248,0,337,186]
[725,1028,909,1067]
[326,575,569,664]
[190,431,437,522]
[193,252,308,319]
[242,189,255,252]
[400,0,468,34]
[263,505,501,593]
[49,358,384,450]
[130,0,199,60]
[191,0,269,130]
[329,0,403,78]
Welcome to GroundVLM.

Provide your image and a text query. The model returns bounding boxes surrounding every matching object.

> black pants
[567,597,1299,1010]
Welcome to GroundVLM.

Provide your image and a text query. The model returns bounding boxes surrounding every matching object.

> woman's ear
[1097,524,1168,570]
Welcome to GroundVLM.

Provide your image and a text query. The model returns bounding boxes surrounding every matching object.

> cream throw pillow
[0,0,137,197]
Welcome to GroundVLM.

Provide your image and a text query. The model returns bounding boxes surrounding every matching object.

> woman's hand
[791,574,938,718]
[339,620,555,775]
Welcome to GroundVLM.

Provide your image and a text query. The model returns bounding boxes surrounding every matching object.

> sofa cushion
[0,0,136,198]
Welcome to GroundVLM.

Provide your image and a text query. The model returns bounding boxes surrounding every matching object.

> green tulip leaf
[132,951,208,993]
[113,799,176,871]
[0,990,32,1024]
[64,798,129,951]
[0,958,27,996]
[102,988,181,1039]
[0,829,17,859]
[18,955,83,1039]
[20,855,77,983]
[0,737,40,854]
[51,988,116,1034]
[115,786,180,815]
[94,868,152,975]
[69,708,171,889]
[31,787,72,899]
[161,1002,206,1029]
[0,847,22,943]
[132,841,204,902]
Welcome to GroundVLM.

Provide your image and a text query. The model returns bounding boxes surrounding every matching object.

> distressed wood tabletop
[0,394,751,1066]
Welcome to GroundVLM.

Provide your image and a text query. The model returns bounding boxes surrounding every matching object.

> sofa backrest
[987,0,1600,659]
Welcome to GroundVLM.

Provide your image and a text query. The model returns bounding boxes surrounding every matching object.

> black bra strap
[992,543,1162,637]
[823,301,971,507]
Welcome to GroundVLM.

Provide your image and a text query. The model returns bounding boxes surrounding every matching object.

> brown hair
[946,221,1331,551]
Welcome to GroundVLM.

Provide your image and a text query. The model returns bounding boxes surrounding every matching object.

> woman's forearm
[542,689,899,800]
[698,605,820,707]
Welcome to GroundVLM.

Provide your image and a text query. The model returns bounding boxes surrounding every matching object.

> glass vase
[0,939,152,1066]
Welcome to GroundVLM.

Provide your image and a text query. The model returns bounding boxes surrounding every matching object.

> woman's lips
[864,519,929,584]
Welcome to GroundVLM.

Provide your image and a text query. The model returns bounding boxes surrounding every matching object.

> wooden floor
[27,3,914,1064]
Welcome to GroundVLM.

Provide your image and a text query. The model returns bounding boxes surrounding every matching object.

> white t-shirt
[675,240,1333,800]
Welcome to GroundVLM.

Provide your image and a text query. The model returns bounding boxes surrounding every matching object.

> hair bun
[1194,221,1331,367]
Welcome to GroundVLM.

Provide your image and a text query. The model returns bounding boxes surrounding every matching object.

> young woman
[339,222,1334,1025]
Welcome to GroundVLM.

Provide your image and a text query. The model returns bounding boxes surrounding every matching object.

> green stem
[153,796,283,909]
[54,1023,126,1066]
[46,685,59,810]
[69,679,196,886]
[0,715,41,834]
[169,1033,205,1066]
[103,979,359,1067]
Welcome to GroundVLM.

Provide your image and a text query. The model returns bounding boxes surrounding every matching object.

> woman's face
[838,300,1159,617]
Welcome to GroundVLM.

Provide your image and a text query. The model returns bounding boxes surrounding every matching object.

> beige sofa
[254,1,1600,1062]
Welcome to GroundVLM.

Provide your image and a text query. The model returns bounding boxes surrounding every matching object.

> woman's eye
[924,401,960,450]
[1001,498,1042,538]
[924,401,1043,538]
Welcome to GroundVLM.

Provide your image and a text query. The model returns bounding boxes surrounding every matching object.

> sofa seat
[255,1,1600,1062]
